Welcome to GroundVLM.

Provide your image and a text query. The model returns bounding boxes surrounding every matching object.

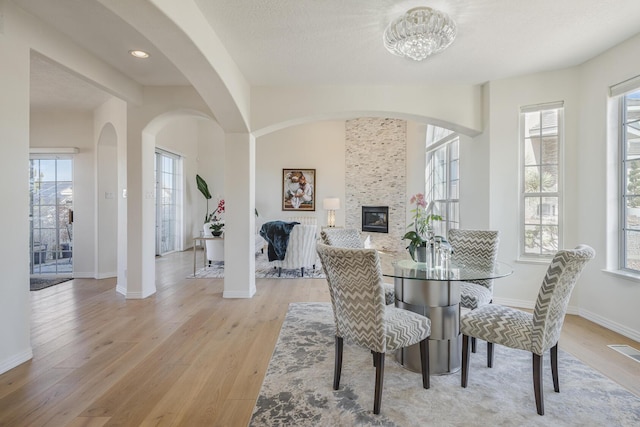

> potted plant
[402,193,443,262]
[208,199,226,236]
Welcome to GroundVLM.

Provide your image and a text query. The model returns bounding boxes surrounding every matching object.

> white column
[223,133,256,298]
[0,33,33,372]
[120,126,156,299]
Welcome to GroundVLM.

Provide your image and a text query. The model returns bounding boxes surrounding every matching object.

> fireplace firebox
[362,206,389,233]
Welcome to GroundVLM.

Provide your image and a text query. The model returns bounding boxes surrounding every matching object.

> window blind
[610,74,640,97]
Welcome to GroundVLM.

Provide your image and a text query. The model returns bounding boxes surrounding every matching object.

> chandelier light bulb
[384,7,457,61]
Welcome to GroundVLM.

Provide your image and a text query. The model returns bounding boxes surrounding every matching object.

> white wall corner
[0,349,33,376]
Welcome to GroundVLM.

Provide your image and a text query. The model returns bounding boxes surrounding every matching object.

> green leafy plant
[402,193,443,261]
[196,174,212,223]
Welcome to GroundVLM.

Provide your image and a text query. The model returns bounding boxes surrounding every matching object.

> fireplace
[362,206,389,233]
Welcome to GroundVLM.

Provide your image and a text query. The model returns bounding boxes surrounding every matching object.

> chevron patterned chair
[316,243,431,415]
[320,228,395,305]
[448,229,500,357]
[460,244,595,415]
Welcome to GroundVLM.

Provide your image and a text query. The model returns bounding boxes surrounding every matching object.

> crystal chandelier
[384,7,457,61]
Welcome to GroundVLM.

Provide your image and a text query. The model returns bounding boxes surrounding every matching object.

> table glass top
[379,252,513,281]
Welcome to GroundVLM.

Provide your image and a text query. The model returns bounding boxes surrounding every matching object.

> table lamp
[323,198,340,227]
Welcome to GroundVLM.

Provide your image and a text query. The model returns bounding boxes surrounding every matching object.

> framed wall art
[282,168,316,211]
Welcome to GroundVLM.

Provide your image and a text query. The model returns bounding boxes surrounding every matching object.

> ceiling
[17,0,640,111]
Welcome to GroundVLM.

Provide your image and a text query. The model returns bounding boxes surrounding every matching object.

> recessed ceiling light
[129,50,150,59]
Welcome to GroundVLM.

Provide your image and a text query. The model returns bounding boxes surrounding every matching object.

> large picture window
[620,89,640,272]
[520,103,563,258]
[425,125,459,237]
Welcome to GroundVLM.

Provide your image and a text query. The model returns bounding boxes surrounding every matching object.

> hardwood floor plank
[0,249,636,427]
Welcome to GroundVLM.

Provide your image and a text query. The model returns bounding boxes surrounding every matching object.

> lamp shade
[323,198,341,210]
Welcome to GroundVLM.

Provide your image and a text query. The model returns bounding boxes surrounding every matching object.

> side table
[193,236,224,275]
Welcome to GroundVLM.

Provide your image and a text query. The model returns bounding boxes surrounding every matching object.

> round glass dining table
[379,252,513,375]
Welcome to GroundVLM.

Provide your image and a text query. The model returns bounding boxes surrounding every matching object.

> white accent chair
[254,218,267,254]
[272,224,318,277]
[203,223,224,265]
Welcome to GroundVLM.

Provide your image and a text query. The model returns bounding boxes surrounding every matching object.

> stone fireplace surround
[345,118,407,252]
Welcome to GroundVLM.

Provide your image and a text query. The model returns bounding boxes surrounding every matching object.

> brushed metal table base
[394,277,461,375]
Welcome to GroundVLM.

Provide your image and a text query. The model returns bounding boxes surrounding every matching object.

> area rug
[250,302,640,427]
[30,277,72,291]
[190,252,325,279]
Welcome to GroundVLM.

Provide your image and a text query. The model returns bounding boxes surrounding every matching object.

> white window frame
[618,88,640,273]
[518,102,564,260]
[155,148,183,256]
[426,128,459,237]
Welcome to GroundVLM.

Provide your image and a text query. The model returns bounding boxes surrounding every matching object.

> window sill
[601,268,640,283]
[515,257,552,265]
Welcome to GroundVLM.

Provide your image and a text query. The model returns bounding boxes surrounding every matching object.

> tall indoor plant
[196,174,212,223]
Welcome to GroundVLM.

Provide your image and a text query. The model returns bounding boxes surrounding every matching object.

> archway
[97,123,118,279]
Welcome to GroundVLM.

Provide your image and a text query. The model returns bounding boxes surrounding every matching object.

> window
[425,125,459,236]
[29,156,74,275]
[520,103,563,258]
[620,89,640,272]
[155,149,182,255]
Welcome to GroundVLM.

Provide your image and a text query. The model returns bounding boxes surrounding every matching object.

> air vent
[608,344,640,363]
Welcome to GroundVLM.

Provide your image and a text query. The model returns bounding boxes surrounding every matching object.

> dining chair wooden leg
[487,342,494,368]
[461,334,470,387]
[471,337,477,353]
[333,336,343,390]
[550,343,559,392]
[419,338,430,389]
[373,352,385,415]
[533,352,544,415]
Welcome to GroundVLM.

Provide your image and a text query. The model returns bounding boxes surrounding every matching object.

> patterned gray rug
[250,302,640,427]
[190,251,325,279]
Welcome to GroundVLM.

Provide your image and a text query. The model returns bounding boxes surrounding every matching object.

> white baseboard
[579,308,640,342]
[0,348,32,376]
[223,288,256,298]
[96,271,117,279]
[72,271,95,278]
[492,297,639,342]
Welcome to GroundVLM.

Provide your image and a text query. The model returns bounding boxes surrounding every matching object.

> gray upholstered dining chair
[321,228,395,305]
[316,243,431,415]
[460,244,595,415]
[448,229,500,357]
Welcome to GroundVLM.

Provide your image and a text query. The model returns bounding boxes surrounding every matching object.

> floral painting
[282,169,315,211]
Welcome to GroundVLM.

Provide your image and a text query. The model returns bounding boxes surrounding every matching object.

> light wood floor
[1,249,638,426]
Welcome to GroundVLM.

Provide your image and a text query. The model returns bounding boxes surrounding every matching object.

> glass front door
[30,157,73,275]
[155,150,181,255]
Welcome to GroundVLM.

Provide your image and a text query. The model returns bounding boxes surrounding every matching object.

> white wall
[97,123,118,278]
[30,110,97,278]
[155,115,223,249]
[94,97,127,283]
[256,120,346,226]
[0,19,32,374]
[574,33,640,338]
[482,35,640,340]
[485,69,580,308]
[251,85,483,136]
[196,118,226,235]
